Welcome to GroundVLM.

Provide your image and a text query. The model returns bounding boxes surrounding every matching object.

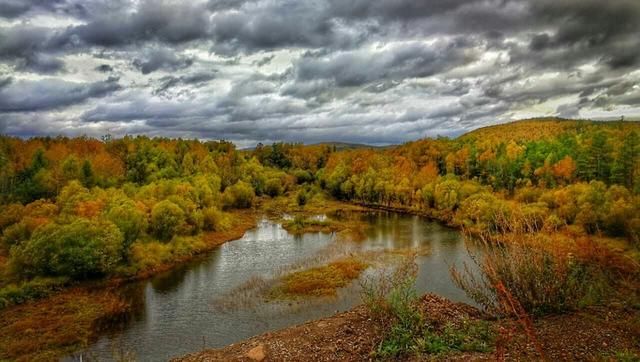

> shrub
[0,277,68,309]
[434,179,460,211]
[2,221,30,249]
[296,189,308,206]
[202,207,230,232]
[264,178,283,197]
[106,202,147,252]
[222,181,255,209]
[451,225,611,317]
[0,203,24,231]
[293,169,314,184]
[150,200,186,242]
[11,219,124,279]
[457,193,505,232]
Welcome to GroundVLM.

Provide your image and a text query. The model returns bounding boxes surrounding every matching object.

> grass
[282,215,335,234]
[416,320,494,355]
[0,276,69,309]
[272,256,368,297]
[360,255,495,359]
[606,350,640,361]
[0,288,129,361]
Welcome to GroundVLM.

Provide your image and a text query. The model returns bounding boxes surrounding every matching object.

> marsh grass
[0,289,130,361]
[213,239,429,312]
[272,256,368,297]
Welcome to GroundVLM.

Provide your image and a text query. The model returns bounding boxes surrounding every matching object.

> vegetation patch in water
[271,256,368,297]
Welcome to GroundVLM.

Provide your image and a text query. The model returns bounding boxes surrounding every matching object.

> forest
[1,118,639,298]
[0,118,639,359]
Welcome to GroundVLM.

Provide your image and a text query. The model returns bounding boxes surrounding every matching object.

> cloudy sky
[1,0,639,147]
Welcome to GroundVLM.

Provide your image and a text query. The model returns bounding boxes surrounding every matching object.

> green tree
[81,160,94,187]
[222,181,255,209]
[12,219,123,279]
[150,200,186,241]
[106,201,147,256]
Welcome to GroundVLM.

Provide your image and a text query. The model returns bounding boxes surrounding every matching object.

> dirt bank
[175,294,640,362]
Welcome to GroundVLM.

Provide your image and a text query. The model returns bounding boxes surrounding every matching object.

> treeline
[315,119,640,241]
[248,119,640,241]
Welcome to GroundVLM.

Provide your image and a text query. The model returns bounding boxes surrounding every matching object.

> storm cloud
[1,0,639,145]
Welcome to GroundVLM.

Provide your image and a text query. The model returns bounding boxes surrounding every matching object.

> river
[70,210,475,361]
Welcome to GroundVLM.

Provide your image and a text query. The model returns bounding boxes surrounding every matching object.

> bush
[202,207,230,232]
[296,189,308,206]
[360,256,423,358]
[0,277,68,309]
[2,221,30,249]
[293,169,314,184]
[0,203,24,231]
[434,179,460,211]
[264,178,283,197]
[222,181,255,209]
[12,219,124,279]
[457,193,506,232]
[106,202,147,252]
[451,225,611,317]
[150,200,186,242]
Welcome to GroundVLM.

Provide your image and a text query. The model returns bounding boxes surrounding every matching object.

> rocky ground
[175,294,640,361]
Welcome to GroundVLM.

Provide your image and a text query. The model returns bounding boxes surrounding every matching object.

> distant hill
[241,141,388,151]
[458,117,640,144]
[308,142,388,150]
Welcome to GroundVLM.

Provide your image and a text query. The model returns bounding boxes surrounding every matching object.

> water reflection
[72,211,474,361]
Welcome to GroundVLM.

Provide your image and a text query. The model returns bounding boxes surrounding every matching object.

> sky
[1,0,639,147]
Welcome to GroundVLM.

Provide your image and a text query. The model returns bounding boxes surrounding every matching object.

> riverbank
[176,293,640,361]
[0,208,258,361]
[2,194,637,361]
[0,195,369,361]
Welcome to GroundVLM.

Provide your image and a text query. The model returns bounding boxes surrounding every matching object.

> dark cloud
[15,54,66,74]
[209,1,345,55]
[63,0,211,47]
[95,64,114,73]
[132,48,194,74]
[294,40,476,87]
[153,72,217,97]
[0,77,121,112]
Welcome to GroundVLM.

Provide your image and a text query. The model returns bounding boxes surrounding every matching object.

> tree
[81,160,94,187]
[12,219,123,279]
[222,181,255,209]
[617,131,639,188]
[61,155,81,182]
[552,155,576,184]
[106,201,147,255]
[265,178,284,197]
[150,200,186,241]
